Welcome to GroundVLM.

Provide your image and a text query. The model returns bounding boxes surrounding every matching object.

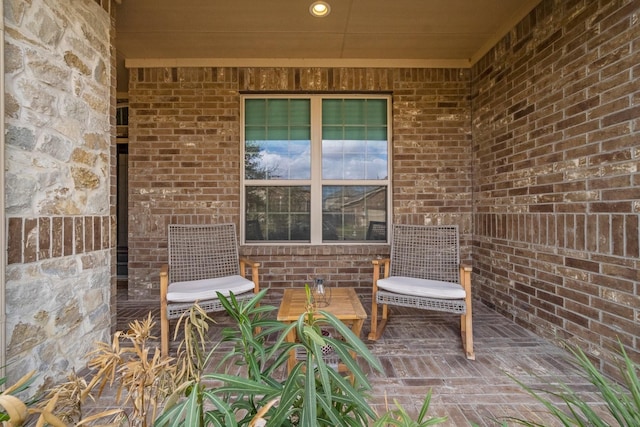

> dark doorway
[117,143,128,277]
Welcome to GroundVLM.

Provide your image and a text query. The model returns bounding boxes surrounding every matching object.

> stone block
[27,6,63,46]
[4,41,24,74]
[54,299,82,331]
[26,52,70,86]
[8,321,47,357]
[39,133,74,162]
[71,166,100,189]
[5,173,37,213]
[5,125,36,151]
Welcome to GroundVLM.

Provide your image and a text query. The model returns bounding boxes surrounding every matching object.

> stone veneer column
[4,0,114,390]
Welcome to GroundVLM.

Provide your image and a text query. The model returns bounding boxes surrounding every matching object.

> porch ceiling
[115,0,542,70]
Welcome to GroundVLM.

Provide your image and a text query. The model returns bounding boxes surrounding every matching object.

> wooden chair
[369,224,474,360]
[160,223,260,357]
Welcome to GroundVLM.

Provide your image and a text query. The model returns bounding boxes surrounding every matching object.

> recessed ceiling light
[310,1,331,17]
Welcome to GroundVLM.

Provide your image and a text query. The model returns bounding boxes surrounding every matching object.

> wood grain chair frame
[369,224,474,359]
[160,223,260,357]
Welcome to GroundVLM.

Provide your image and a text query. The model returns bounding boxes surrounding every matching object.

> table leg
[285,324,297,374]
[345,319,365,383]
[351,319,364,337]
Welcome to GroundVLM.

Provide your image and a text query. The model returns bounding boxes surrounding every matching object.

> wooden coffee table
[277,287,367,374]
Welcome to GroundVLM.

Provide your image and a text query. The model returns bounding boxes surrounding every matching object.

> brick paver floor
[83,283,610,426]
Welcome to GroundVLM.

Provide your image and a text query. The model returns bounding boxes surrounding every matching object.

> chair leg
[161,310,169,358]
[160,265,170,358]
[461,300,475,360]
[368,295,378,340]
[460,314,474,360]
[459,264,475,360]
[368,298,389,341]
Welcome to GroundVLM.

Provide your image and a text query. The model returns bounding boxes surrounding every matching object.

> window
[242,95,390,244]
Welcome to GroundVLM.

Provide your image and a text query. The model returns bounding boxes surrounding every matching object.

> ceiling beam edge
[124,58,472,69]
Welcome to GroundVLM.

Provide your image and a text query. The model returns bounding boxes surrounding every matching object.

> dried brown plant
[173,303,215,384]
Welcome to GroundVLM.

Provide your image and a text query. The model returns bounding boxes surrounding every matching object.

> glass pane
[366,100,387,125]
[321,98,388,181]
[245,99,266,125]
[267,99,289,125]
[367,126,387,140]
[322,186,387,241]
[345,127,366,141]
[344,153,366,179]
[246,186,311,241]
[245,217,265,240]
[366,140,388,179]
[245,142,267,179]
[245,98,311,180]
[322,140,341,179]
[245,140,311,180]
[290,126,310,140]
[322,139,389,180]
[245,127,265,141]
[344,99,365,125]
[344,154,366,179]
[345,140,367,152]
[322,99,342,124]
[290,99,310,124]
[269,127,289,140]
[322,126,343,140]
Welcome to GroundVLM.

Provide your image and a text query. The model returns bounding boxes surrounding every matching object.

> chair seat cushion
[377,276,465,299]
[167,275,255,303]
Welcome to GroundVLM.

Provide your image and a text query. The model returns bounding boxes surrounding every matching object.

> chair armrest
[372,258,391,291]
[239,257,261,293]
[459,263,472,294]
[160,264,169,298]
[240,257,260,265]
[372,258,390,273]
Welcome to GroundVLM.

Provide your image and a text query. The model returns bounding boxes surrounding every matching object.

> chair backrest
[168,223,241,283]
[389,224,460,284]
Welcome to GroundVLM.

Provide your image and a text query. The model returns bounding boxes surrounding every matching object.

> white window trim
[240,94,392,245]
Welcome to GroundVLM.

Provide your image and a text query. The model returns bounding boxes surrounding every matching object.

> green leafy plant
[156,290,288,426]
[504,340,640,426]
[3,288,443,426]
[157,288,393,426]
[373,391,447,426]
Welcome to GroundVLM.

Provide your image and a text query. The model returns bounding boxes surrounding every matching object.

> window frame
[240,94,392,245]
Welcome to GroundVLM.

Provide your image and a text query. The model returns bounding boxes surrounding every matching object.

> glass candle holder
[313,278,331,308]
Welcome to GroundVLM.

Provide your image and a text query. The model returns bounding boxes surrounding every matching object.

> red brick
[7,218,22,264]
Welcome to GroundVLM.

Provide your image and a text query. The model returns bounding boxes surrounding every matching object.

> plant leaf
[0,394,28,425]
[204,373,279,397]
[301,349,318,426]
[319,310,384,373]
[184,383,201,427]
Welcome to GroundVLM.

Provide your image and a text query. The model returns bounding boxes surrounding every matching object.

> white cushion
[377,276,465,299]
[167,275,255,303]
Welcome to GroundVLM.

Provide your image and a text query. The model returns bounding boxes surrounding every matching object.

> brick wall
[471,0,640,372]
[127,67,472,298]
